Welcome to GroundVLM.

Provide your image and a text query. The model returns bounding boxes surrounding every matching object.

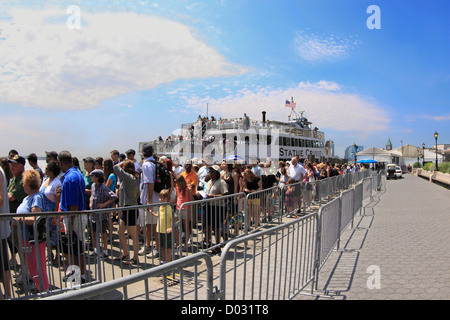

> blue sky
[1,0,449,159]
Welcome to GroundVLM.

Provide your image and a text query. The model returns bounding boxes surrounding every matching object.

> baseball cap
[8,155,26,166]
[90,169,104,178]
[83,157,95,163]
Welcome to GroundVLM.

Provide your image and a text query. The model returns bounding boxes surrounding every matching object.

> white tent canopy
[356,146,444,167]
[356,147,392,163]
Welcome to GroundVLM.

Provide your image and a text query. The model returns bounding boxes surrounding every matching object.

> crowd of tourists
[0,145,367,298]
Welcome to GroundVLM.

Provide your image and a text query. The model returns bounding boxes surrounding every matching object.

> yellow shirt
[157,205,173,233]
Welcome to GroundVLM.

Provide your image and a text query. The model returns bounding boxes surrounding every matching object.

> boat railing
[149,119,324,156]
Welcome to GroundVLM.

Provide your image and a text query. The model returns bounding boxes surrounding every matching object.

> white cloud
[0,8,247,110]
[421,114,450,121]
[294,32,358,63]
[182,81,390,139]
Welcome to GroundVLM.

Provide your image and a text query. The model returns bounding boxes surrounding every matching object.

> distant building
[386,138,393,151]
[325,140,335,158]
[344,144,364,162]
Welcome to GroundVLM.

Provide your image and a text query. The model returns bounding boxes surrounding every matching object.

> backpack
[150,160,171,193]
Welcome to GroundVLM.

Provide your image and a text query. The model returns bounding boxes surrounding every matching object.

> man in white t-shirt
[288,157,306,182]
[138,144,159,257]
[172,158,185,177]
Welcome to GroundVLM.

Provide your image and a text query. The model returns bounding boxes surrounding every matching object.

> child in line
[284,178,297,218]
[153,189,173,264]
[90,169,118,258]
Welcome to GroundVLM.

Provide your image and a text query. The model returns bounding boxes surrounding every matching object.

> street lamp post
[422,143,425,167]
[434,131,439,171]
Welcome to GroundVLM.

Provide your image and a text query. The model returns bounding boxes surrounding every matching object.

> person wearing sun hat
[202,164,229,253]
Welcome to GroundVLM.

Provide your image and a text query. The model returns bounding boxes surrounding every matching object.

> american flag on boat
[285,99,296,109]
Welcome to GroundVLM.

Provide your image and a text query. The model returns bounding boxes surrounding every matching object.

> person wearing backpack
[138,144,160,258]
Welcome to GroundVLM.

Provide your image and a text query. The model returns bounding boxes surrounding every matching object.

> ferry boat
[139,100,331,164]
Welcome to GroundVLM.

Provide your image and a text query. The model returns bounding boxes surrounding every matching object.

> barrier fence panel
[1,168,380,300]
[218,213,318,300]
[315,197,341,273]
[339,189,355,240]
[245,185,282,232]
[354,182,363,216]
[280,181,303,217]
[362,177,372,201]
[317,178,329,206]
[176,193,245,256]
[43,251,215,300]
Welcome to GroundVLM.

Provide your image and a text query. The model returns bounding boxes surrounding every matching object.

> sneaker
[138,246,151,256]
[146,249,159,259]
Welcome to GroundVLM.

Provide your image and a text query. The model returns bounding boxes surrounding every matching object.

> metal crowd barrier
[218,212,319,300]
[1,171,382,300]
[43,251,215,300]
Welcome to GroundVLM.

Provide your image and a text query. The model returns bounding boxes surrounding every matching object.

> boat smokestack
[262,111,266,123]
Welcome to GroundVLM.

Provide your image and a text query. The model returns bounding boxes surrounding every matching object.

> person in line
[181,160,198,193]
[197,157,211,193]
[16,169,49,292]
[45,151,58,164]
[82,157,95,210]
[138,144,159,259]
[303,163,315,210]
[89,169,118,258]
[113,160,140,265]
[103,158,118,229]
[204,165,229,254]
[0,166,12,299]
[39,161,62,265]
[173,175,193,250]
[0,158,12,185]
[58,151,87,283]
[221,161,238,238]
[152,190,173,264]
[27,153,44,181]
[125,149,141,174]
[241,168,262,229]
[110,150,120,165]
[94,157,103,170]
[288,157,306,182]
[7,155,27,269]
[172,158,185,177]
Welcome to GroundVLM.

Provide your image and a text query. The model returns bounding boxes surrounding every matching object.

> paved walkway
[298,174,450,300]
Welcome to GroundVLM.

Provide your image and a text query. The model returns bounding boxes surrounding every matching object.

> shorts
[92,219,108,233]
[158,232,173,249]
[120,206,139,226]
[61,232,84,255]
[177,207,191,220]
[138,207,158,227]
[247,198,260,205]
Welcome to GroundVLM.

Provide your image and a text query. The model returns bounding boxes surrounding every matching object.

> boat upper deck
[180,117,325,140]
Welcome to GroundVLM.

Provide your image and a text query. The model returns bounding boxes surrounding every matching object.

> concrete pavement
[298,173,450,300]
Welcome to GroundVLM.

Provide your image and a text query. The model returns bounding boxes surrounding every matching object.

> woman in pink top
[173,175,193,249]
